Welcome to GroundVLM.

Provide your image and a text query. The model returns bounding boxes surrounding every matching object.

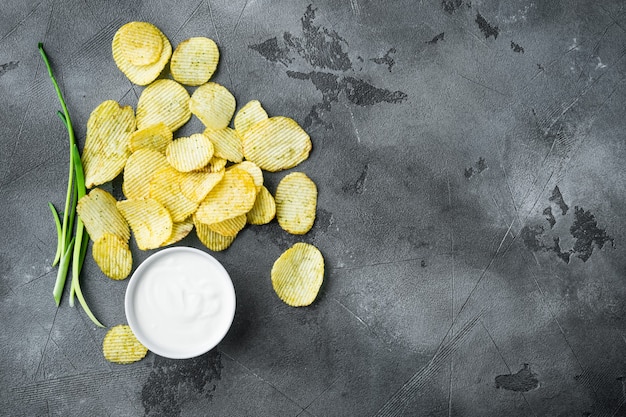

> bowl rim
[124,246,236,359]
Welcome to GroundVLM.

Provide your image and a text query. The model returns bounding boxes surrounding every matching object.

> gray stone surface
[2,0,626,415]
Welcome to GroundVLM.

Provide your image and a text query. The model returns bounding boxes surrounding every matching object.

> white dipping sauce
[125,247,236,359]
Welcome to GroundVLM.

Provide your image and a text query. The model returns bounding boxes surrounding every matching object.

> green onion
[39,43,104,327]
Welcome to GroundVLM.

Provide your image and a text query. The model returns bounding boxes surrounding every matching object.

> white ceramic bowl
[125,246,236,359]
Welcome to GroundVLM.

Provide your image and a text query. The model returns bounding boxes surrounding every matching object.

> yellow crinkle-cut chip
[179,169,224,203]
[233,100,268,135]
[149,166,198,222]
[165,133,214,172]
[204,127,243,163]
[194,215,236,251]
[122,149,169,200]
[117,198,173,250]
[203,156,227,173]
[247,186,276,225]
[228,161,263,192]
[275,172,317,235]
[160,218,194,247]
[195,167,256,225]
[82,100,136,188]
[102,325,148,364]
[116,21,163,66]
[271,242,324,307]
[136,79,191,132]
[77,188,130,242]
[208,214,246,237]
[112,22,172,86]
[170,37,220,86]
[129,122,173,154]
[92,233,133,280]
[241,116,311,172]
[189,82,236,130]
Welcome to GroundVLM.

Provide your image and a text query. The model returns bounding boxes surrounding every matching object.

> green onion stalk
[38,43,104,327]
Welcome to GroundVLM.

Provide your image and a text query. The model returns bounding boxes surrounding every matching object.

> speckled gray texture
[2,0,626,416]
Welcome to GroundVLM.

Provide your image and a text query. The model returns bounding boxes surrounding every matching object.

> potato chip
[136,79,191,132]
[149,166,198,222]
[115,21,163,66]
[189,82,236,130]
[102,324,148,364]
[160,218,194,247]
[92,233,132,280]
[194,215,236,251]
[179,169,224,203]
[275,172,317,235]
[129,122,173,154]
[247,186,276,225]
[170,37,220,86]
[112,23,172,85]
[117,198,173,250]
[195,167,257,224]
[82,100,136,188]
[77,188,130,242]
[241,116,311,172]
[122,149,169,200]
[204,127,243,163]
[208,215,246,237]
[271,242,324,307]
[228,161,263,192]
[165,133,214,172]
[233,100,268,135]
[203,156,227,173]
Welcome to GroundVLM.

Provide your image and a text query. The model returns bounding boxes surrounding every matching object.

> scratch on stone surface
[34,307,59,380]
[298,375,342,416]
[344,103,362,144]
[206,0,233,89]
[0,147,64,191]
[349,0,361,16]
[0,0,46,43]
[374,311,484,417]
[172,0,205,41]
[14,367,151,403]
[220,350,303,411]
[457,73,509,97]
[333,298,374,334]
[231,0,250,35]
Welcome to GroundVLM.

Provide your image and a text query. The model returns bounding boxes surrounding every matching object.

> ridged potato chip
[271,242,324,307]
[136,79,191,132]
[234,100,268,135]
[194,215,236,251]
[117,198,173,250]
[92,233,132,280]
[129,122,173,154]
[122,149,169,200]
[103,325,148,364]
[203,156,227,173]
[195,167,256,224]
[208,215,246,237]
[275,172,317,235]
[77,188,130,242]
[166,133,214,172]
[242,116,311,172]
[160,218,194,247]
[115,21,163,66]
[247,186,276,225]
[189,82,236,130]
[170,37,220,86]
[228,161,262,192]
[149,166,198,222]
[204,127,243,163]
[112,22,172,85]
[82,100,136,188]
[179,169,224,203]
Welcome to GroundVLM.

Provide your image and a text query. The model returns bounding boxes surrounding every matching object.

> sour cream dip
[125,247,236,359]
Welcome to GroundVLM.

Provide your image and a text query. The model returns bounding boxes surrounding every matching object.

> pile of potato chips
[83,22,325,363]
